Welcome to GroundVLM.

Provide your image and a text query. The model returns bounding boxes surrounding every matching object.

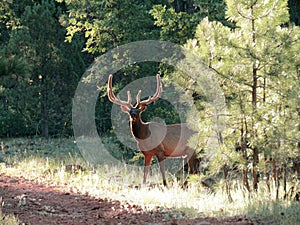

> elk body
[107,74,199,186]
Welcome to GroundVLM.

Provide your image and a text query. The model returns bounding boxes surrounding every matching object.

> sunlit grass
[0,138,299,224]
[0,210,19,225]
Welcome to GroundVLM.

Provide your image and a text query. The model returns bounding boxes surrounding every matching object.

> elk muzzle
[129,108,140,121]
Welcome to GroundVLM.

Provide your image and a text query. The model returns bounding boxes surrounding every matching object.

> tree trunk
[297,142,300,180]
[266,170,271,195]
[174,0,194,13]
[242,166,250,193]
[251,7,259,191]
[223,164,233,203]
[241,143,250,192]
[283,162,287,200]
[253,146,259,191]
[186,0,195,14]
[251,61,259,191]
[41,77,49,138]
[240,117,250,192]
[272,157,280,200]
[264,155,271,196]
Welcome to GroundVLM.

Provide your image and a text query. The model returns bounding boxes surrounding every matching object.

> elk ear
[120,105,130,112]
[139,104,147,111]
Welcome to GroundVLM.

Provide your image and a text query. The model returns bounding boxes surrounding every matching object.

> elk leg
[187,149,199,174]
[156,154,167,187]
[143,155,152,185]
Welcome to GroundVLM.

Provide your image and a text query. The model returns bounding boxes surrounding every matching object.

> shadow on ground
[0,174,262,225]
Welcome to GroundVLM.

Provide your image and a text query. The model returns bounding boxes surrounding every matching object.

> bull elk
[107,74,199,187]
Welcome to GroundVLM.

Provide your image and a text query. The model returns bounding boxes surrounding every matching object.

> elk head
[107,74,162,123]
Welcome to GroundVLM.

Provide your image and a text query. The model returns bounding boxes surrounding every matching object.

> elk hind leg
[181,149,199,188]
[187,149,200,175]
[156,154,167,187]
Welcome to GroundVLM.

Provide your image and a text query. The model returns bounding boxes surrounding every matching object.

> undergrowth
[0,138,299,224]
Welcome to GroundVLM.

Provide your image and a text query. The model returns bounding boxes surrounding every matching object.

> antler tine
[107,74,133,107]
[153,74,162,98]
[135,90,142,107]
[107,75,116,102]
[127,90,132,106]
[139,74,162,106]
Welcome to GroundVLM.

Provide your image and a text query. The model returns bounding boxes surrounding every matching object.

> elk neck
[130,118,150,140]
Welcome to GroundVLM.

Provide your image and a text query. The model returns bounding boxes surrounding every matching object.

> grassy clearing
[0,138,299,224]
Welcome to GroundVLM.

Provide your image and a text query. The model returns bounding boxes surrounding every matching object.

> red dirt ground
[0,174,270,225]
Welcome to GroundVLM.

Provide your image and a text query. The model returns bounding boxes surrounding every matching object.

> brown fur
[107,74,199,186]
[129,113,198,187]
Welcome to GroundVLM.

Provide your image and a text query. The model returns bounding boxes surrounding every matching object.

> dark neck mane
[130,119,150,140]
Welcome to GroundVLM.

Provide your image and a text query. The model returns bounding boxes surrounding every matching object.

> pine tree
[184,0,300,194]
[0,0,87,137]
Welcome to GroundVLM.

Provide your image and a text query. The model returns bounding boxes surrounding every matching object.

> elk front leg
[156,153,167,187]
[143,155,152,185]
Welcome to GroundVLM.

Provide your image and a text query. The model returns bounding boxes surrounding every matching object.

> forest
[0,0,300,224]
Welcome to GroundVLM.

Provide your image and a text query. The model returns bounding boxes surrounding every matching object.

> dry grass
[0,138,299,224]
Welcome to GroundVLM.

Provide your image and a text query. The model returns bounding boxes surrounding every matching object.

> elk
[107,74,199,186]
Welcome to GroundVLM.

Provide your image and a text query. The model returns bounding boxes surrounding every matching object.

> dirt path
[0,174,263,224]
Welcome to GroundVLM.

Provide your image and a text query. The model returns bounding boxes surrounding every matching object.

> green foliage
[150,0,230,44]
[185,0,300,191]
[0,138,81,163]
[0,0,19,43]
[150,4,195,44]
[101,135,137,163]
[61,0,156,53]
[0,0,87,137]
[0,36,34,137]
